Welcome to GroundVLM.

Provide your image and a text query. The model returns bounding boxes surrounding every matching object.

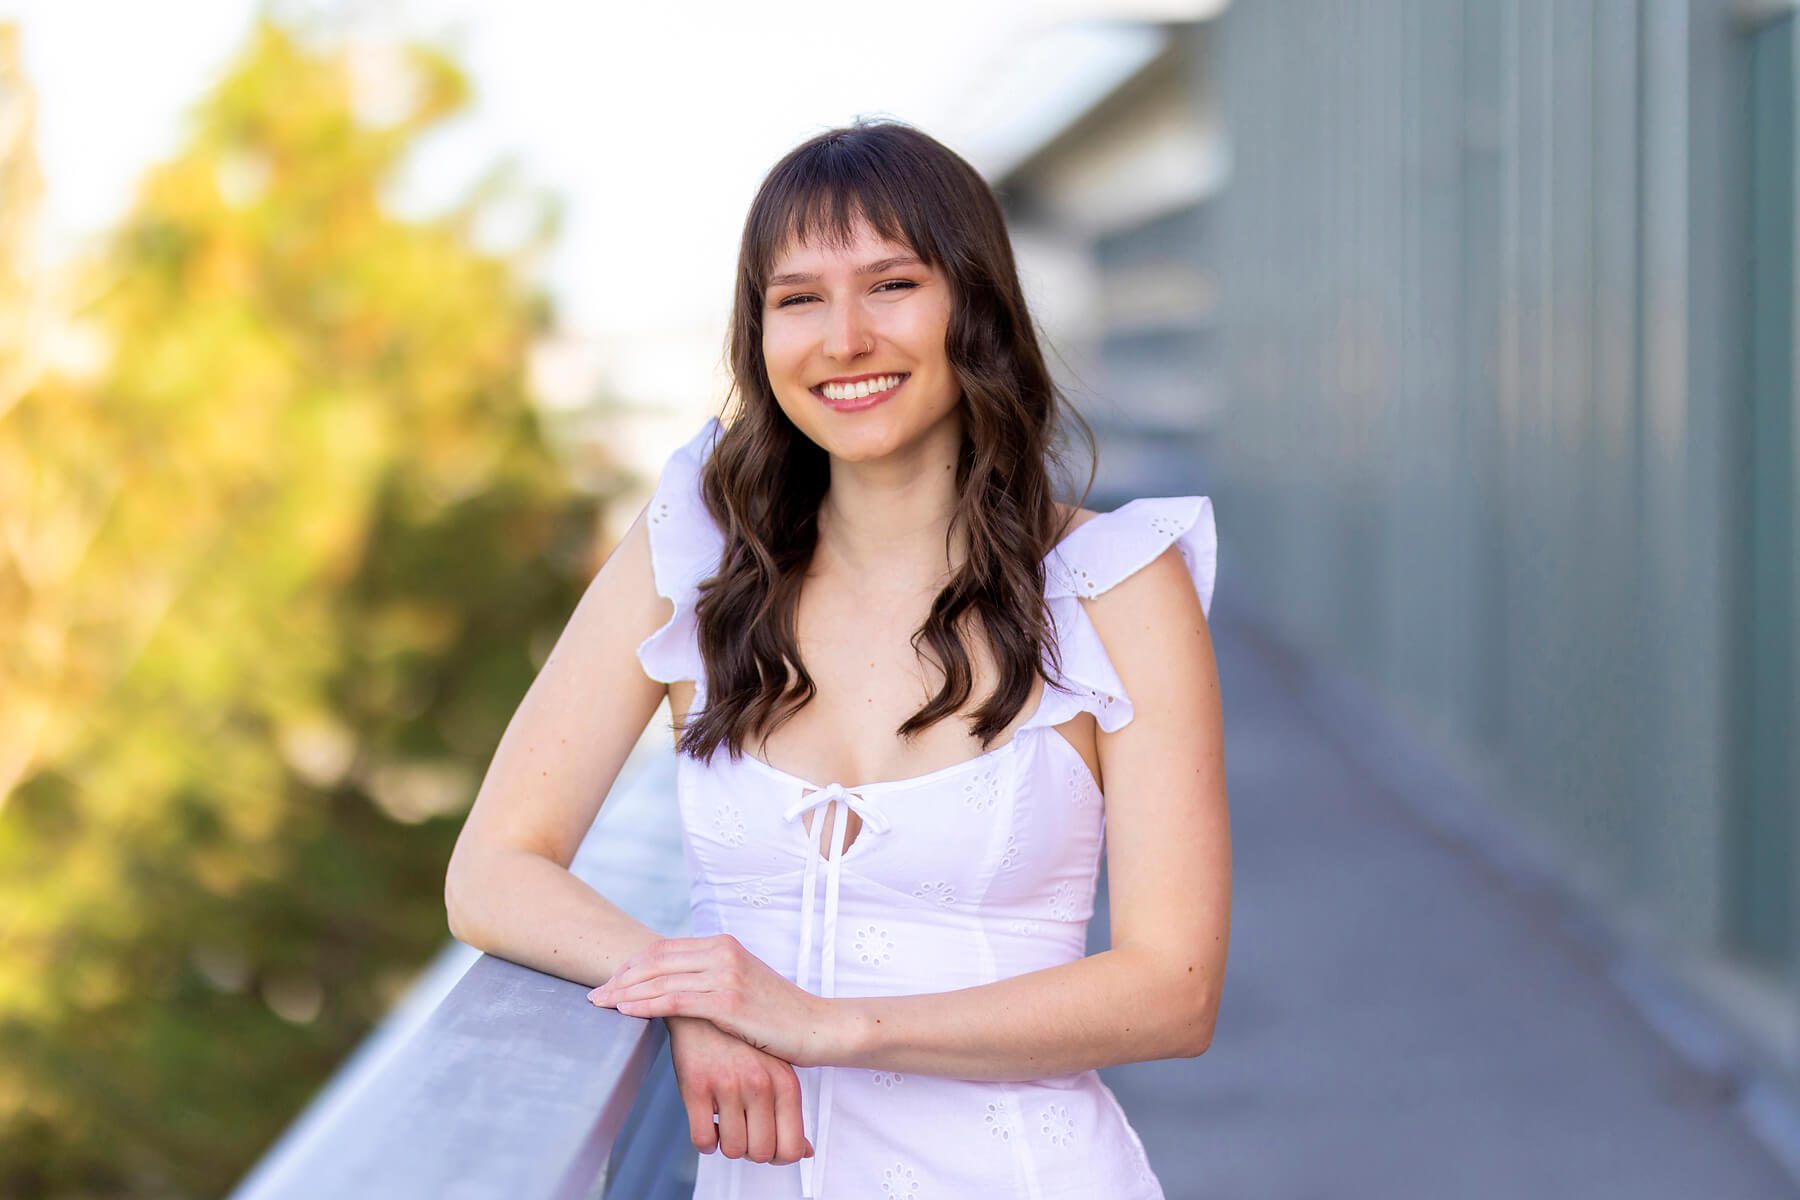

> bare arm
[451,488,818,1168]
[444,503,675,986]
[824,544,1231,1078]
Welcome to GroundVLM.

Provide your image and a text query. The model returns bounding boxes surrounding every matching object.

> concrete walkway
[1096,583,1800,1198]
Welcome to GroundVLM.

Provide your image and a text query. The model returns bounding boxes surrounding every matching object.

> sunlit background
[4,1,1800,1197]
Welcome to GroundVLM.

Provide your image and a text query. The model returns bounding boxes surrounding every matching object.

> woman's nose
[823,299,871,360]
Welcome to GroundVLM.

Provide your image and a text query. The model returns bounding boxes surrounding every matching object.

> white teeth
[820,374,902,400]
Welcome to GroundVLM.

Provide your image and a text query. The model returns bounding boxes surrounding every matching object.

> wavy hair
[678,118,1095,764]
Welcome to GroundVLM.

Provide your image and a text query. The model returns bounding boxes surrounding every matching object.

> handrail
[231,954,667,1200]
[229,725,694,1200]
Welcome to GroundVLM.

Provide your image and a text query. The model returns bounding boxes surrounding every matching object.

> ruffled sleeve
[634,416,726,684]
[1032,496,1217,732]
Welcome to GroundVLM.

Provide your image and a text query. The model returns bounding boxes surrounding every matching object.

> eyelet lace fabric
[635,418,1215,1199]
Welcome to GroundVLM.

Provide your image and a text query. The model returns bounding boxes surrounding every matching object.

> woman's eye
[776,280,917,308]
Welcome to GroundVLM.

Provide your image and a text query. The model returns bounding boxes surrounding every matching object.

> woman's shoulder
[1032,493,1218,733]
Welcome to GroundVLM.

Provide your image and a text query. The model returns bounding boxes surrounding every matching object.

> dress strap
[634,416,726,685]
[1026,496,1218,734]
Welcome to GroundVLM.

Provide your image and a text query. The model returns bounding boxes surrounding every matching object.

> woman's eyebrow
[766,256,923,289]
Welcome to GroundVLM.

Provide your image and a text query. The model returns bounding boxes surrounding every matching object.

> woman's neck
[813,421,966,593]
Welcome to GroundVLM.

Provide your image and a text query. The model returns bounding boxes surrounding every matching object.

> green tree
[0,15,620,1196]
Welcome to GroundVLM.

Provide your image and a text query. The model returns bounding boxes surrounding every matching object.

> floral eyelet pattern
[912,880,956,906]
[871,1070,904,1088]
[648,499,671,526]
[998,832,1019,871]
[1049,881,1079,922]
[1149,514,1185,539]
[854,924,895,966]
[881,1162,921,1197]
[1151,510,1198,570]
[1067,765,1099,810]
[1007,918,1042,936]
[983,1097,1022,1141]
[712,800,746,847]
[1039,1102,1076,1148]
[961,768,1001,813]
[733,879,772,908]
[1071,565,1100,598]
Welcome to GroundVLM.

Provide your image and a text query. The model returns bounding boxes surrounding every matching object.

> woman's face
[761,218,960,464]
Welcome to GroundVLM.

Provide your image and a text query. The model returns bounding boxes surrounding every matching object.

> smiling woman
[446,118,1229,1200]
[757,229,960,467]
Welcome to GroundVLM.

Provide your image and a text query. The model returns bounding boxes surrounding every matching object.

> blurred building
[978,0,1800,1120]
[962,16,1228,506]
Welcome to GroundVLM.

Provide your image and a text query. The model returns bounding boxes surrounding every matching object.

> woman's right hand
[666,1014,815,1166]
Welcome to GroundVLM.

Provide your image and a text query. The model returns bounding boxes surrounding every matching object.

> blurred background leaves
[0,14,618,1196]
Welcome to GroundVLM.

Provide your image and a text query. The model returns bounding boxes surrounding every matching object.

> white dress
[635,417,1216,1200]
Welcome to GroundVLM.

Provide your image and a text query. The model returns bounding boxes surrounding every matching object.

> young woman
[446,119,1230,1199]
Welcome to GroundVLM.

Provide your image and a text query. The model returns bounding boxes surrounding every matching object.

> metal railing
[229,725,697,1200]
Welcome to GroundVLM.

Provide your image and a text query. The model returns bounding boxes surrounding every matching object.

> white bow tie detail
[779,781,891,1197]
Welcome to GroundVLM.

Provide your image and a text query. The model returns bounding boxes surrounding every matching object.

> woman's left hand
[590,934,841,1068]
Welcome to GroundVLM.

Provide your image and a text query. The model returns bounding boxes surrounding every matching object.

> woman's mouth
[811,373,908,412]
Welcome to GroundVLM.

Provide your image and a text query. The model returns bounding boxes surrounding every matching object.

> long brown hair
[680,118,1095,764]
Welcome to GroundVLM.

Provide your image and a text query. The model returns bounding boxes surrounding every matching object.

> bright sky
[0,0,1194,333]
